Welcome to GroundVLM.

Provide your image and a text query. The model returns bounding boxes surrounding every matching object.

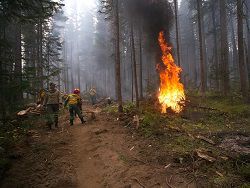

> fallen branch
[196,135,215,145]
[196,149,216,162]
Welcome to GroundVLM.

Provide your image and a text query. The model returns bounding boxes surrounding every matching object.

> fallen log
[185,101,226,114]
[17,107,32,116]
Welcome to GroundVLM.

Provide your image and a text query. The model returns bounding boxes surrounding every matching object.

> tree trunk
[246,1,250,88]
[131,23,139,108]
[139,29,143,100]
[211,1,219,91]
[46,44,50,89]
[14,23,22,100]
[237,0,249,102]
[77,63,81,90]
[174,0,181,67]
[220,0,230,95]
[130,36,134,102]
[63,41,68,92]
[70,42,75,91]
[114,0,123,112]
[201,12,208,91]
[229,12,239,80]
[197,0,206,96]
[37,19,43,89]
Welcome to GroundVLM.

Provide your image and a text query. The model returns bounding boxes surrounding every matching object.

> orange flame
[157,31,185,113]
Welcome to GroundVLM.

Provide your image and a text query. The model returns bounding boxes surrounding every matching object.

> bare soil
[1,106,195,188]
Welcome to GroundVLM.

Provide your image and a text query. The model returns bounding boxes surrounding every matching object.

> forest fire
[157,31,185,113]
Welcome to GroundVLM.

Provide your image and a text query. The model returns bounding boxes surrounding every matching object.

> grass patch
[140,112,167,137]
[118,153,130,163]
[241,183,250,188]
[103,104,118,114]
[239,163,250,181]
[188,92,250,118]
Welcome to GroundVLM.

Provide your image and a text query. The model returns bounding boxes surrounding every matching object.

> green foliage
[239,163,250,181]
[118,153,129,163]
[103,105,119,114]
[0,0,66,120]
[204,93,250,117]
[104,102,136,114]
[140,112,166,137]
[241,183,250,188]
[212,176,234,188]
[123,102,136,113]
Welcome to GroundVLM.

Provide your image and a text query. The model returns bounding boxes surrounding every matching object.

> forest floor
[0,94,250,188]
[0,105,195,188]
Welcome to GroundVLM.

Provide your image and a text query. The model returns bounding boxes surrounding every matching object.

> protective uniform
[64,90,85,125]
[44,83,60,129]
[89,88,97,105]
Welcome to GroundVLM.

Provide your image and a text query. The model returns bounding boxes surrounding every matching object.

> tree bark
[37,19,43,89]
[130,36,134,102]
[139,29,143,100]
[237,0,249,102]
[211,0,219,91]
[70,42,75,91]
[197,0,206,96]
[220,0,230,95]
[14,23,23,100]
[114,0,123,112]
[131,23,139,108]
[229,12,239,80]
[246,0,250,88]
[174,0,181,67]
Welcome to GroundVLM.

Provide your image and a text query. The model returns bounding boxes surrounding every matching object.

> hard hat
[74,88,80,94]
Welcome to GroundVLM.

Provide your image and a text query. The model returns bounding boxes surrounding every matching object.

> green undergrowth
[103,102,137,115]
[103,104,119,114]
[115,95,250,187]
[189,91,250,117]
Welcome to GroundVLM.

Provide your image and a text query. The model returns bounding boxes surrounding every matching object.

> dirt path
[71,107,195,188]
[1,107,195,188]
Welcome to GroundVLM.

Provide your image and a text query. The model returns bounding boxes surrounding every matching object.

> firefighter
[37,89,46,105]
[43,83,61,129]
[74,88,82,114]
[89,87,97,105]
[64,89,86,126]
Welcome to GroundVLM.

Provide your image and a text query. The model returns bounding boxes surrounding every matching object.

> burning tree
[157,31,185,113]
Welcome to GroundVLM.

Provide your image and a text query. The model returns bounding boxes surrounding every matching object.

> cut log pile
[17,104,45,117]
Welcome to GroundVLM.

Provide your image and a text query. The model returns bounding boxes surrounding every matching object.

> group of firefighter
[38,82,97,129]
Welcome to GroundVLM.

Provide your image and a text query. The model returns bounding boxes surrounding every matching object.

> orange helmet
[73,88,80,94]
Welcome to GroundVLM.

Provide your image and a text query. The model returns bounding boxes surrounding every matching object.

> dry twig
[132,178,146,188]
[166,177,176,188]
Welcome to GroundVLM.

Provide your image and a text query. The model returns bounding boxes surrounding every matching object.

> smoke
[125,0,173,44]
